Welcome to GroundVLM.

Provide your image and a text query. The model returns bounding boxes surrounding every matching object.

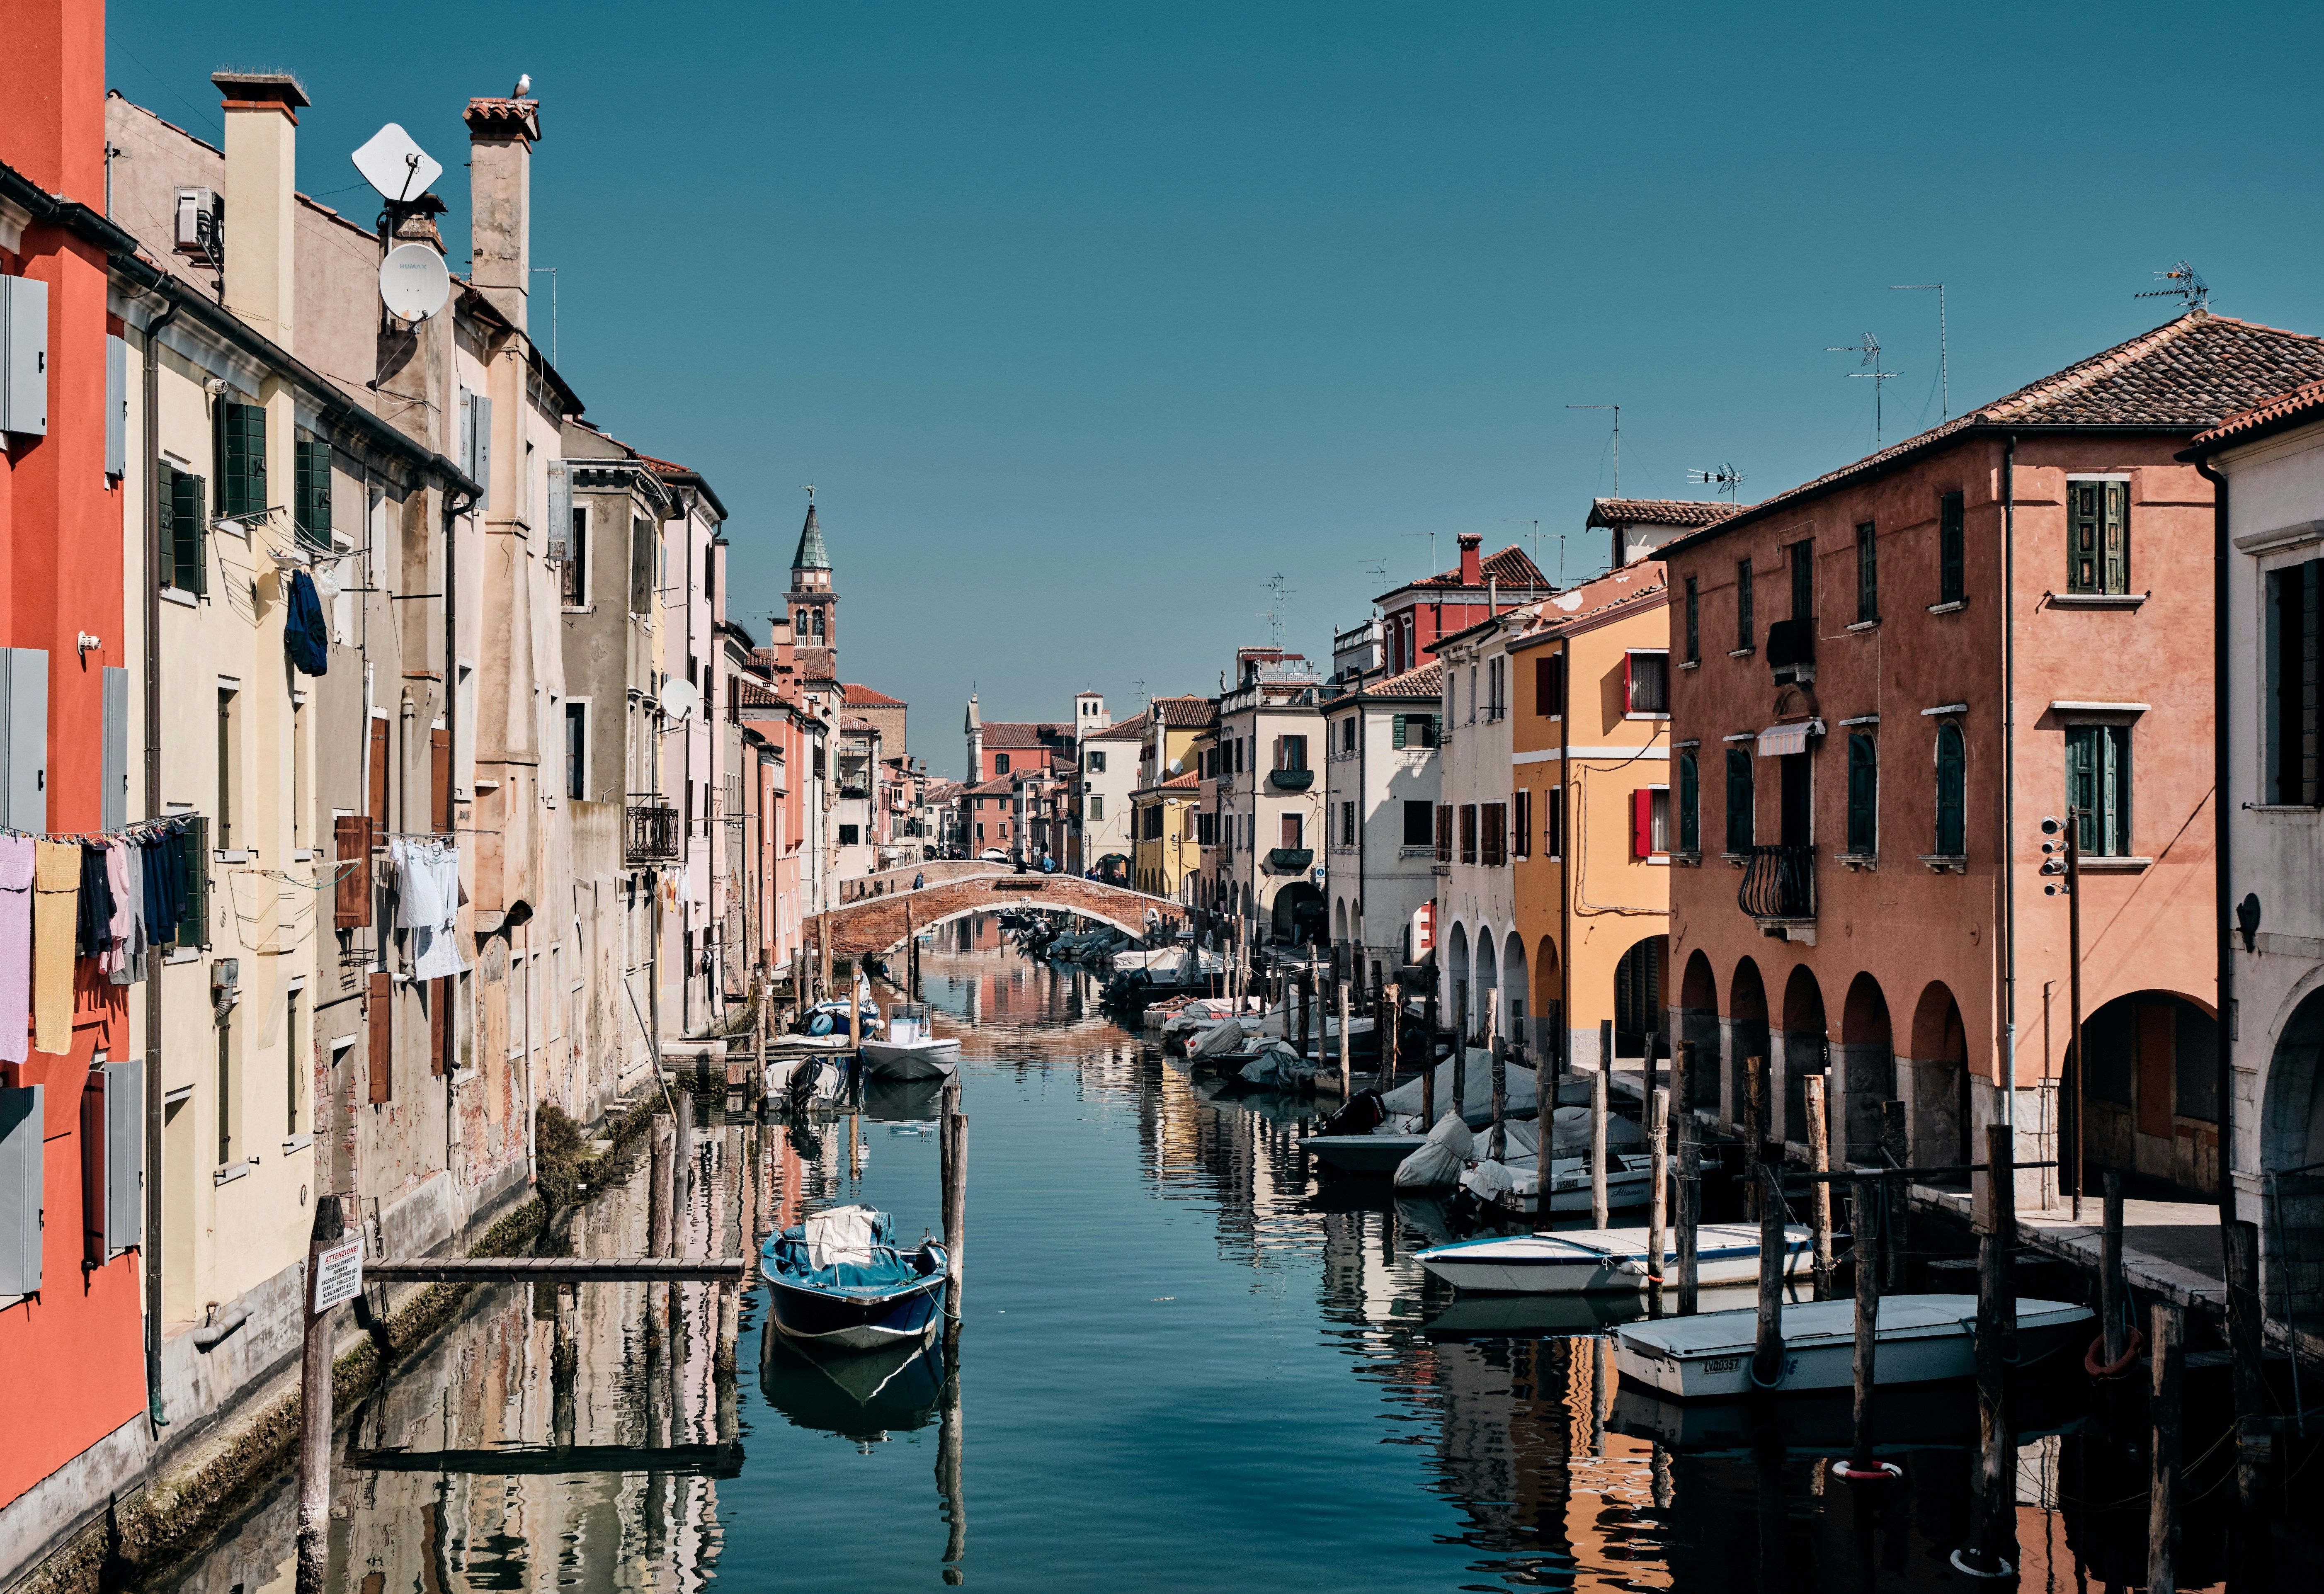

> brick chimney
[0,0,105,200]
[463,96,540,333]
[213,70,308,353]
[1457,532,1482,586]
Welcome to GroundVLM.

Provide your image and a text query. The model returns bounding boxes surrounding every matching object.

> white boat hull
[860,1038,961,1081]
[1613,1293,2094,1400]
[1419,1224,1813,1295]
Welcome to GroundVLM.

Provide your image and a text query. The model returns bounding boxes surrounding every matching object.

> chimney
[212,70,308,353]
[464,96,541,333]
[1457,532,1483,586]
[0,0,104,200]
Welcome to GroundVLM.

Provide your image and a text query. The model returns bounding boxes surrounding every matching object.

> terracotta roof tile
[1160,771,1201,789]
[2190,374,2324,449]
[1584,498,1747,530]
[1089,712,1150,741]
[1402,543,1550,592]
[1150,695,1219,728]
[1366,660,1443,698]
[979,721,1071,749]
[843,683,907,707]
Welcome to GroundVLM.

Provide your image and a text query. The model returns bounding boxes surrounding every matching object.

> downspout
[141,293,179,1431]
[1560,638,1571,1077]
[2001,434,2018,1141]
[1356,687,1366,973]
[2194,454,2235,1229]
[442,478,477,1184]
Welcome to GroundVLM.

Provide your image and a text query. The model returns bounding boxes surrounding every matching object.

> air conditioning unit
[174,187,222,260]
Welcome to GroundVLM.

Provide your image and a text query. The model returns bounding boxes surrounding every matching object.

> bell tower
[788,490,835,650]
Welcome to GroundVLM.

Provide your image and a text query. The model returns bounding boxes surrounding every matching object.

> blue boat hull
[766,1272,946,1351]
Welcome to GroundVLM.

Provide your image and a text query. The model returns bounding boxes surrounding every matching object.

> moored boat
[860,1002,961,1080]
[1417,1223,1815,1294]
[762,1206,949,1351]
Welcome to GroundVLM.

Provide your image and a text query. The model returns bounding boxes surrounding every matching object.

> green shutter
[294,435,332,550]
[1392,714,1407,750]
[218,402,266,520]
[176,816,210,949]
[1939,492,1965,604]
[1678,753,1699,853]
[156,470,173,589]
[1426,715,1441,747]
[2067,482,2099,593]
[2101,480,2129,596]
[170,471,207,595]
[1725,748,1753,853]
[1846,733,1877,854]
[1935,723,1966,856]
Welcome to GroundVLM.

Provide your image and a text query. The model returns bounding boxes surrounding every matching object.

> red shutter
[368,971,393,1104]
[334,814,373,929]
[1632,789,1653,859]
[80,1070,107,1268]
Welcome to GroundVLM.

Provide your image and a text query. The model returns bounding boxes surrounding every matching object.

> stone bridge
[820,873,1189,963]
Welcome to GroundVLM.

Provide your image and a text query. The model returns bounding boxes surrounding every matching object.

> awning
[1756,718,1824,757]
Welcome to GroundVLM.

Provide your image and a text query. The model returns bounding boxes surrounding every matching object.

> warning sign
[313,1234,364,1312]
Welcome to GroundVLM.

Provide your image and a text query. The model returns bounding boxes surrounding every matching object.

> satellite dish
[351,123,444,203]
[379,243,450,322]
[662,678,702,723]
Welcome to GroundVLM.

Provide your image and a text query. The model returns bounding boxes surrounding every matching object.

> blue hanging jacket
[285,568,330,676]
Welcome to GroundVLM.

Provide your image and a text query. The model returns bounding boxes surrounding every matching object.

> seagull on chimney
[512,73,532,98]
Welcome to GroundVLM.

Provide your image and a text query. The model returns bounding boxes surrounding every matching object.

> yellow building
[1132,770,1204,899]
[1505,560,1674,1069]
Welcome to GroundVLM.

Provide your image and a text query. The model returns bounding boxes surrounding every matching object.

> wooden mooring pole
[1382,982,1401,1086]
[1751,1160,1785,1391]
[2148,1301,2185,1594]
[1744,1055,1766,1221]
[2101,1169,2126,1366]
[2225,1218,2273,1565]
[1675,1041,1700,1314]
[1592,1019,1612,1229]
[1833,1174,1900,1484]
[1339,974,1356,1097]
[1486,989,1504,1161]
[294,1195,346,1594]
[1647,1087,1668,1315]
[1804,1075,1833,1298]
[1963,1121,2016,1577]
[945,1106,970,1319]
[1880,1099,1908,1293]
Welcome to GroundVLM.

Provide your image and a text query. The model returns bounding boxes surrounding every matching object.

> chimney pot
[1457,532,1483,585]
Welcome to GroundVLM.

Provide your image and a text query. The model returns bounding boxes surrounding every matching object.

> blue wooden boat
[762,1205,948,1351]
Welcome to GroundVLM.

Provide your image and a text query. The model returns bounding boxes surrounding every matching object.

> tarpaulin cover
[1393,1112,1476,1190]
[765,1206,930,1295]
[1379,1052,1538,1121]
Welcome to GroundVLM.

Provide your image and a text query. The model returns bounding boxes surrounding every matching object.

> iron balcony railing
[625,803,681,864]
[1264,847,1314,875]
[1738,844,1815,920]
[1266,767,1314,792]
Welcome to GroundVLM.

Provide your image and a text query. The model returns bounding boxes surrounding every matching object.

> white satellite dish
[351,123,444,203]
[378,243,450,322]
[662,678,702,723]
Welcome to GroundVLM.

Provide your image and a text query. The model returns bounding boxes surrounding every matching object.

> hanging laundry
[141,830,182,949]
[104,840,137,985]
[391,837,467,981]
[33,841,79,1054]
[75,841,116,958]
[284,568,330,676]
[0,838,31,1065]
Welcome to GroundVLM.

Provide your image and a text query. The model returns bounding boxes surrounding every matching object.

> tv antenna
[1828,333,1904,449]
[2137,261,2209,313]
[1686,463,1747,499]
[1568,404,1621,497]
[1261,573,1292,648]
[1503,519,1545,596]
[1400,530,1439,578]
[1890,283,1948,420]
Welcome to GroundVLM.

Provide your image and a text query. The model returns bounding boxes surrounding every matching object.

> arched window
[1725,747,1754,853]
[1846,734,1877,855]
[1677,752,1699,854]
[1934,722,1966,856]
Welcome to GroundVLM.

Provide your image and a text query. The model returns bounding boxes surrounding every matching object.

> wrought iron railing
[1738,843,1815,920]
[1264,847,1314,874]
[625,803,681,864]
[1266,767,1314,792]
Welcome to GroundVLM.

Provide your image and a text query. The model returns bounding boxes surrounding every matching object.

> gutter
[2001,434,2018,1141]
[139,288,178,1433]
[2191,453,2236,1230]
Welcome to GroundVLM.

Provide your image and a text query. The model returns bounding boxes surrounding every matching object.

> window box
[1266,767,1314,793]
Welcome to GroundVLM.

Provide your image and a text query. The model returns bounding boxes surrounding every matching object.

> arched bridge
[820,873,1189,963]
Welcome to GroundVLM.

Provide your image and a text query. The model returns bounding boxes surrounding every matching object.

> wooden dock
[365,1257,746,1284]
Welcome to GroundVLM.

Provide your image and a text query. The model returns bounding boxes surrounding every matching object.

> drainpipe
[442,478,477,1186]
[2001,434,2018,1143]
[2194,454,2236,1229]
[141,292,179,1432]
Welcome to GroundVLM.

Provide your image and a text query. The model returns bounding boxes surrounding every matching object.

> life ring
[2084,1325,2145,1379]
[807,1011,835,1037]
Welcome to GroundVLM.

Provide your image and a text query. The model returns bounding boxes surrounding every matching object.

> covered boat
[1417,1223,1813,1295]
[762,1206,949,1351]
[861,1002,961,1081]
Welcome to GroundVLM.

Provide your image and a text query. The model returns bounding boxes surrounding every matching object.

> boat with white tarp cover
[762,1206,949,1351]
[1417,1223,1816,1294]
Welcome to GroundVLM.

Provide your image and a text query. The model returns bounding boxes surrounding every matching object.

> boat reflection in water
[760,1329,945,1446]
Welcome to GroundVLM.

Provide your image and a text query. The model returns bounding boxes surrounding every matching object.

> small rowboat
[860,1003,960,1081]
[1417,1223,1814,1295]
[762,1206,949,1351]
[1613,1293,2093,1401]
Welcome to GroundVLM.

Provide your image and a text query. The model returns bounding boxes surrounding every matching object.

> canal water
[163,918,2244,1593]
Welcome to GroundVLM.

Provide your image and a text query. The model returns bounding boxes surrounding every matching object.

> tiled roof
[844,683,906,707]
[2188,375,2324,450]
[1669,312,2324,554]
[1160,771,1201,789]
[1402,543,1550,592]
[733,677,781,708]
[1370,660,1443,697]
[980,721,1070,749]
[1089,711,1149,741]
[1519,560,1667,637]
[794,647,837,682]
[1150,695,1219,728]
[1584,498,1746,530]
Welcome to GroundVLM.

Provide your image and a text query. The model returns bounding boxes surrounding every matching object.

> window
[294,433,332,550]
[630,517,655,614]
[1737,558,1754,650]
[1086,749,1106,773]
[1855,522,1878,622]
[565,703,586,799]
[975,822,985,841]
[1678,753,1699,853]
[216,1009,234,1166]
[160,468,207,594]
[1467,666,1478,724]
[1480,802,1506,866]
[1485,659,1506,720]
[1436,804,1453,862]
[216,399,266,521]
[1545,786,1566,859]
[1087,795,1103,820]
[1725,747,1754,853]
[1280,813,1303,850]
[838,824,861,846]
[1625,651,1669,716]
[1275,735,1308,770]
[1339,801,1356,847]
[1458,803,1478,864]
[2268,558,2320,805]
[1342,718,1358,754]
[1392,713,1439,748]
[1512,788,1531,858]
[1684,577,1700,662]
[1198,812,1218,845]
[1934,722,1967,856]
[561,503,588,606]
[2065,723,2131,856]
[1846,733,1877,854]
[995,753,1011,774]
[2067,480,2130,595]
[285,989,302,1136]
[216,687,236,847]
[1404,800,1435,847]
[1631,788,1670,857]
[1939,491,1965,604]
[1536,654,1565,717]
[1789,539,1814,620]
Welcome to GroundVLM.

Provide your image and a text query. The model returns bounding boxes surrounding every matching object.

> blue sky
[109,1,2324,767]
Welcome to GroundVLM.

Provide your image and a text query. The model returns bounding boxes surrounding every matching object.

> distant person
[913,871,925,891]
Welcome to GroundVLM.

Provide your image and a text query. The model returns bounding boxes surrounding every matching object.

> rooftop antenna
[1261,573,1291,650]
[1400,530,1439,579]
[1686,463,1747,499]
[1890,283,1948,420]
[1503,519,1544,598]
[1568,404,1620,497]
[1827,333,1904,449]
[2137,260,2209,313]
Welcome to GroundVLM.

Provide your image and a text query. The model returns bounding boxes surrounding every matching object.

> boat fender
[2082,1325,2145,1380]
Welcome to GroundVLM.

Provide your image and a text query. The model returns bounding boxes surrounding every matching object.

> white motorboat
[1417,1223,1814,1295]
[1613,1293,2094,1401]
[766,1052,850,1107]
[859,1003,959,1081]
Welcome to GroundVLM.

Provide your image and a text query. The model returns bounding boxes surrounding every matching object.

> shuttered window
[1789,539,1814,620]
[1631,789,1653,858]
[1545,785,1565,859]
[2067,480,2129,595]
[369,970,394,1104]
[1855,522,1878,622]
[1737,558,1754,649]
[81,1060,144,1266]
[1678,753,1699,853]
[334,814,373,928]
[163,469,208,595]
[2266,558,2320,805]
[216,400,267,520]
[1480,803,1506,866]
[1934,723,1967,856]
[2065,723,2131,856]
[102,667,128,832]
[176,815,210,949]
[1846,733,1877,854]
[1725,748,1754,853]
[1512,788,1530,858]
[1684,576,1699,662]
[630,517,655,614]
[0,1085,44,1296]
[294,434,333,549]
[1535,654,1565,717]
[1939,491,1965,604]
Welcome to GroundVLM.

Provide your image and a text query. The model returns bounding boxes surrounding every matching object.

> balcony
[1263,847,1314,875]
[625,803,681,865]
[1738,844,1815,923]
[1266,767,1314,793]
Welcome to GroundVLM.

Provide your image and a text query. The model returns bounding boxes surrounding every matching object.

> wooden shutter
[1392,714,1407,750]
[1546,786,1564,858]
[333,814,372,929]
[1632,789,1653,859]
[172,471,208,595]
[1939,492,1965,602]
[1513,788,1529,857]
[1936,724,1966,856]
[367,716,390,830]
[368,970,393,1104]
[1680,754,1701,852]
[104,1060,141,1257]
[1789,539,1813,619]
[0,1085,42,1296]
[220,401,266,519]
[102,667,127,831]
[429,979,449,1077]
[295,436,332,548]
[80,1068,107,1267]
[430,726,451,832]
[631,518,655,614]
[2101,480,2129,596]
[1684,577,1699,661]
[1726,749,1753,853]
[1621,651,1634,714]
[2068,483,2099,593]
[1737,558,1753,648]
[1856,523,1878,622]
[1846,734,1877,854]
[0,648,48,835]
[177,815,210,948]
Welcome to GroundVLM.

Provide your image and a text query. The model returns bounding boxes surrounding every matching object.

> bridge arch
[818,874,1188,964]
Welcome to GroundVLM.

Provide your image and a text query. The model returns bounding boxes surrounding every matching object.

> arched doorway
[1613,934,1667,1059]
[2260,986,2324,1321]
[1908,981,1970,1172]
[1729,958,1771,1123]
[1837,973,1896,1165]
[1332,898,1348,944]
[1534,936,1564,1070]
[1678,950,1719,1110]
[1271,881,1325,948]
[2063,989,2220,1201]
[1779,965,1828,1146]
[1475,933,1500,1041]
[1446,923,1470,1038]
[1502,931,1528,1048]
